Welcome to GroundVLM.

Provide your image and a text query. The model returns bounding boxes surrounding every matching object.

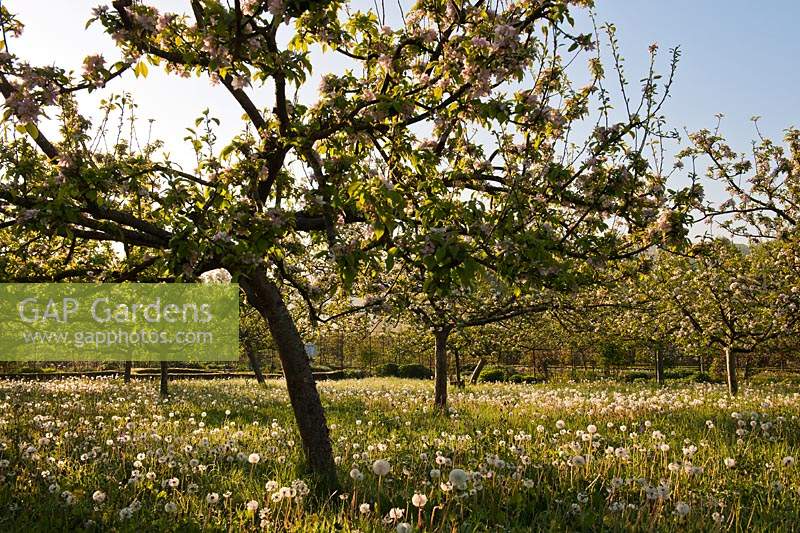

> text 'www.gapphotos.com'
[21,330,214,348]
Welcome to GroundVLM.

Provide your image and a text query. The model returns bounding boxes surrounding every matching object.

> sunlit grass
[0,377,798,531]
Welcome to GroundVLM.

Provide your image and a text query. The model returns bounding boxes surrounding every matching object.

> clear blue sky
[4,1,799,195]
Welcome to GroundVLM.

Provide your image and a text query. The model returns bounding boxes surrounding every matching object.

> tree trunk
[242,268,337,487]
[244,339,266,384]
[159,361,169,397]
[470,358,486,384]
[433,327,451,410]
[725,346,738,396]
[655,347,664,386]
[123,360,132,383]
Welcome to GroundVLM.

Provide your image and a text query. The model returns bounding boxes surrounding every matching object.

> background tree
[345,19,694,409]
[660,240,798,395]
[685,122,799,241]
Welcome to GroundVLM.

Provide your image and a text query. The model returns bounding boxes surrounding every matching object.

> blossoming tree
[672,120,800,393]
[340,23,694,409]
[659,240,799,395]
[684,123,799,242]
[1,0,691,483]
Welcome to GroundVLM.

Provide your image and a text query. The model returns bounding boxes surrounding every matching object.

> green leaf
[25,122,39,139]
[220,144,235,160]
[134,61,149,78]
[434,246,447,265]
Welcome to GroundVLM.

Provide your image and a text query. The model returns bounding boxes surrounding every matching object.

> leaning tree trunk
[724,346,738,396]
[244,338,266,384]
[433,327,452,410]
[242,268,337,487]
[159,361,169,397]
[123,360,132,383]
[655,347,664,386]
[470,358,486,384]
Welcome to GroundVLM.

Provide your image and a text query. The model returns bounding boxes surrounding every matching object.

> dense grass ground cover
[0,377,798,532]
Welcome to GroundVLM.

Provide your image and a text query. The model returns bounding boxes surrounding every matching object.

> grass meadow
[0,377,798,531]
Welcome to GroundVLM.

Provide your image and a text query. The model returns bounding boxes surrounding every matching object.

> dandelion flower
[372,459,391,476]
[412,492,428,507]
[448,468,468,490]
